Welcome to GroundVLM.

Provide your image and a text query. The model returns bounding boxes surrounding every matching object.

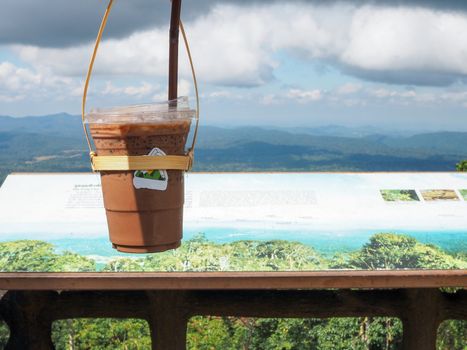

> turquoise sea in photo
[46,227,467,261]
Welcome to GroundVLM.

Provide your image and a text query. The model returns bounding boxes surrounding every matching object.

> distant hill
[0,113,82,137]
[381,132,467,155]
[276,125,416,138]
[0,114,466,184]
[0,114,88,184]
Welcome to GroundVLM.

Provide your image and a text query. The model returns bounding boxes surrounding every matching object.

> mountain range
[1,113,466,184]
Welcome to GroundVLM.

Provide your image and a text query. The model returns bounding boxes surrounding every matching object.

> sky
[1,0,467,131]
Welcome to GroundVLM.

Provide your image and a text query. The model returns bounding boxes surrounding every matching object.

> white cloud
[368,88,416,99]
[0,59,163,108]
[0,60,88,105]
[178,79,192,97]
[13,30,168,78]
[336,83,362,95]
[440,91,467,103]
[365,86,467,107]
[258,84,467,109]
[103,81,156,97]
[342,98,367,107]
[11,2,467,88]
[4,1,467,119]
[0,94,25,103]
[342,7,467,75]
[208,90,246,101]
[12,5,277,86]
[209,90,233,98]
[0,62,40,92]
[259,88,323,105]
[150,78,192,102]
[260,94,278,106]
[286,88,323,103]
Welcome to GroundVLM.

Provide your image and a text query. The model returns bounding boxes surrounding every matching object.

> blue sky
[1,0,467,132]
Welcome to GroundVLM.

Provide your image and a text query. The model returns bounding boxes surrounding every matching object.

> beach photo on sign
[420,190,459,201]
[380,189,419,202]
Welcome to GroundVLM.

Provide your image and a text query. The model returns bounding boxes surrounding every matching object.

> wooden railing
[0,271,466,349]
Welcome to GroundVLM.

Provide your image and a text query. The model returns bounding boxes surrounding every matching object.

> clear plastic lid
[84,97,195,124]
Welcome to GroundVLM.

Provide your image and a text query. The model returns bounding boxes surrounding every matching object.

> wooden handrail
[0,270,465,290]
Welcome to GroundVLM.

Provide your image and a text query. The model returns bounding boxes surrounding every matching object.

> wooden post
[168,0,182,101]
[1,291,55,350]
[401,289,442,350]
[147,291,189,350]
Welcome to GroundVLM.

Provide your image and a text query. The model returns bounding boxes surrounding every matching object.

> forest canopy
[0,233,465,349]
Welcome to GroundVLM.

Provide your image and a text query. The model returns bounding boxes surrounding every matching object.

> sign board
[0,173,466,271]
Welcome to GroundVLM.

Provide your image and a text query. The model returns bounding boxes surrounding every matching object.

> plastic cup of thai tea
[84,97,195,253]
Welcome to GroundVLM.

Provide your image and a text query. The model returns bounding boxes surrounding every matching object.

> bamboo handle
[82,0,200,172]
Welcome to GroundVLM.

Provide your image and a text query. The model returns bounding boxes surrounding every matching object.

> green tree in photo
[138,234,324,272]
[456,160,467,171]
[102,258,143,272]
[332,233,466,270]
[380,190,419,202]
[0,240,95,272]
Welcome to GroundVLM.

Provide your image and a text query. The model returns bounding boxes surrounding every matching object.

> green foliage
[0,235,465,349]
[437,320,467,350]
[137,235,324,272]
[332,233,466,270]
[0,241,97,347]
[187,316,241,350]
[309,317,402,350]
[98,233,323,273]
[102,258,143,272]
[187,317,403,350]
[456,160,467,172]
[52,319,151,350]
[0,240,95,272]
[380,189,419,202]
[0,321,9,349]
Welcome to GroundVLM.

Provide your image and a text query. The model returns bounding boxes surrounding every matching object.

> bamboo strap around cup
[82,0,199,172]
[91,154,192,172]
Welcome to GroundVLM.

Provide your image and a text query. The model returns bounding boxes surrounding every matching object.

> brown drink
[86,101,194,253]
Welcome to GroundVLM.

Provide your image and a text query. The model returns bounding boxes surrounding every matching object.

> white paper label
[133,148,168,191]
